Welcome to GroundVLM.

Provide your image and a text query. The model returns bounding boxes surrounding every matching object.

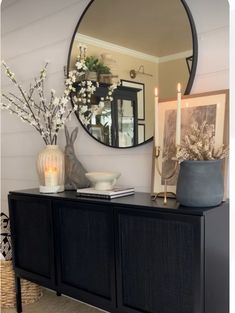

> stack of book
[77,186,135,199]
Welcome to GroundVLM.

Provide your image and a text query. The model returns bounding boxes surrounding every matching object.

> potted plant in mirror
[1,61,79,193]
[75,46,111,82]
[84,56,99,81]
[84,56,111,82]
[96,63,112,84]
[176,121,229,207]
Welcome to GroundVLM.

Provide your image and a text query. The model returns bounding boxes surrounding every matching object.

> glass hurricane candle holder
[37,145,64,193]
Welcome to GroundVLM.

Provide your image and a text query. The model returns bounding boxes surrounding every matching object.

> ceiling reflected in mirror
[68,0,197,148]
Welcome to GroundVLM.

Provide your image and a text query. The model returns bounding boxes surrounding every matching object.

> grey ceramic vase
[176,159,224,207]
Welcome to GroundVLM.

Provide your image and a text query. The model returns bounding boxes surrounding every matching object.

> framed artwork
[152,90,229,195]
[138,124,145,144]
[121,80,145,120]
[89,125,104,142]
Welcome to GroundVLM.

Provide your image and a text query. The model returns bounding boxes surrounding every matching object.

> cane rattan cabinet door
[9,195,55,288]
[54,200,116,311]
[116,209,203,313]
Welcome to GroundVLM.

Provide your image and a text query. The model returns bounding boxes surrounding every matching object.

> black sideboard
[8,189,229,313]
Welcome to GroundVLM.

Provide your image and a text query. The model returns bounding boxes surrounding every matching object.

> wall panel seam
[1,0,84,37]
[197,25,229,36]
[2,68,66,89]
[2,37,70,63]
[196,68,229,77]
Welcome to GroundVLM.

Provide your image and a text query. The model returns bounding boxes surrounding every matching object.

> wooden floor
[1,289,103,313]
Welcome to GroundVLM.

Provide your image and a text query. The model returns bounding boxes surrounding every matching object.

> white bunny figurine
[64,126,90,190]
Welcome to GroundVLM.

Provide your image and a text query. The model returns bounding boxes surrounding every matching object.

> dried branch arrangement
[1,61,78,145]
[176,121,229,161]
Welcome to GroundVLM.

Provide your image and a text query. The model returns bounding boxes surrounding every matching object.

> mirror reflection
[68,0,196,148]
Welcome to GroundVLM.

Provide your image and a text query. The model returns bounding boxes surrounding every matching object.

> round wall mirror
[68,0,198,148]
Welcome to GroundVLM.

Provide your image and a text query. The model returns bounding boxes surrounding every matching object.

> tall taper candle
[154,87,159,147]
[176,83,181,146]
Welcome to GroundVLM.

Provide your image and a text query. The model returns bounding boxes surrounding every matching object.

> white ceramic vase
[36,145,65,193]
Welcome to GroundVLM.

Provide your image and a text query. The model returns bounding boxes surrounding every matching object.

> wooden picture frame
[152,90,229,195]
[121,80,145,120]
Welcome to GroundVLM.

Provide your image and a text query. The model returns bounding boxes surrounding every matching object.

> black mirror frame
[67,0,198,149]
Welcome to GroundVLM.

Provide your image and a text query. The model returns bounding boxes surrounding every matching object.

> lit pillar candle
[154,87,159,147]
[176,83,181,146]
[45,167,58,187]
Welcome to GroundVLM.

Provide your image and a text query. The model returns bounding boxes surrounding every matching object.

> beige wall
[159,58,189,100]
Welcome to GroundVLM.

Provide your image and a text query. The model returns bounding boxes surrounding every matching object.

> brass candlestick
[152,145,180,205]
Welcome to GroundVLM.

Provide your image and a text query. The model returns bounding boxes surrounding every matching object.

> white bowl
[85,172,121,191]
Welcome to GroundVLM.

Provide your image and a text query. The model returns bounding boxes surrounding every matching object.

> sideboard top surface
[9,189,228,216]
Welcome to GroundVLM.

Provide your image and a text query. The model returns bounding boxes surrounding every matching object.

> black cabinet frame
[8,190,229,313]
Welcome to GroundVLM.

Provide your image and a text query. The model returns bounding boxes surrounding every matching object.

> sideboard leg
[56,291,61,296]
[15,276,22,313]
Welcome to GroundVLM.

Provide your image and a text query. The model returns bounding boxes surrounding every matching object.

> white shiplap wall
[0,0,229,213]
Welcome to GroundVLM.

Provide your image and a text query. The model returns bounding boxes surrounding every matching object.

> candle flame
[45,166,57,173]
[177,83,181,93]
[154,87,158,97]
